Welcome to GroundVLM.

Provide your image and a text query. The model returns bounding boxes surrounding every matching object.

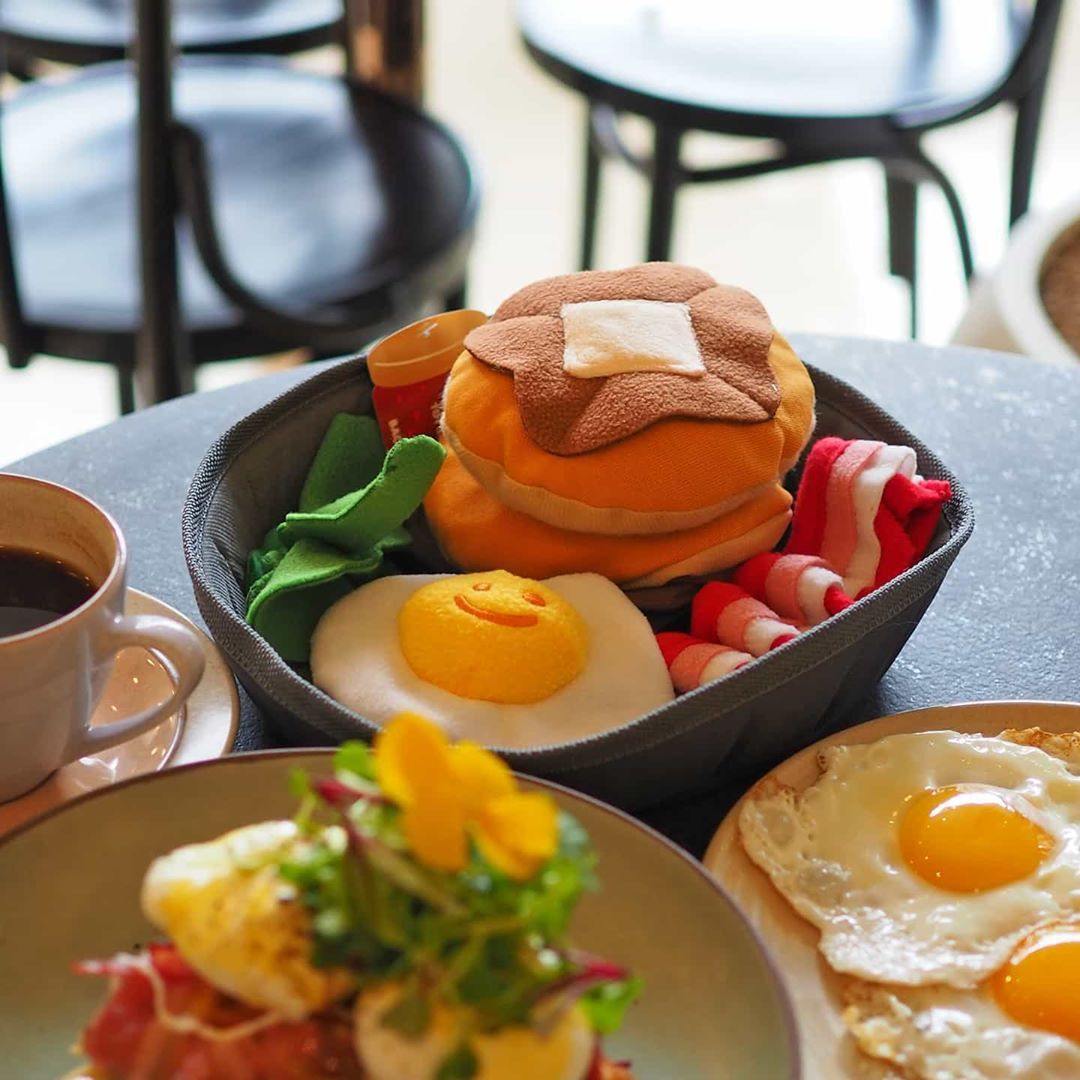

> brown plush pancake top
[462,262,781,456]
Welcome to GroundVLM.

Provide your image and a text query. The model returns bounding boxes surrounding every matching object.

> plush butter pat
[561,299,705,378]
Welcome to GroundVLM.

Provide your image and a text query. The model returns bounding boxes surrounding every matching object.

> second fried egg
[844,920,1080,1078]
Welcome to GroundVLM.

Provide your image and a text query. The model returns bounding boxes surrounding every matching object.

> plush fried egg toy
[310,570,675,747]
[738,730,1080,989]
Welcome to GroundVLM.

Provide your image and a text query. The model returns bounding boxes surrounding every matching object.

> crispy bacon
[77,945,634,1079]
[586,1040,637,1080]
[597,1061,636,1080]
[76,946,362,1079]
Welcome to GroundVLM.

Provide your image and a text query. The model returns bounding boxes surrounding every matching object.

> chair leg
[904,145,974,283]
[647,124,682,262]
[443,278,468,311]
[580,107,602,271]
[4,51,36,82]
[135,0,193,403]
[1010,71,1050,227]
[885,173,919,338]
[117,365,137,415]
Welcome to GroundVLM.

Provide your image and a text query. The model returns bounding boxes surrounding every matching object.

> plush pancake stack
[424,262,816,587]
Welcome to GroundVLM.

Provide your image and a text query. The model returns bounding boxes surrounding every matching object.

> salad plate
[0,747,796,1079]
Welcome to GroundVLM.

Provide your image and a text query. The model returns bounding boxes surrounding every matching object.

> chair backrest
[1005,0,1065,99]
[0,42,30,369]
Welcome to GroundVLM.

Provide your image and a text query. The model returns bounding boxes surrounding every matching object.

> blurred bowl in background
[953,196,1080,365]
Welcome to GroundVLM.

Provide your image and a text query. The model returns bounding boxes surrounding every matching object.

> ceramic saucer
[0,588,238,835]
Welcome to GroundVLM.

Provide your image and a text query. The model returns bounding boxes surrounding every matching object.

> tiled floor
[2,0,1079,463]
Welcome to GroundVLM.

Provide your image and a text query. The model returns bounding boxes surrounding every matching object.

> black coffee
[0,547,97,638]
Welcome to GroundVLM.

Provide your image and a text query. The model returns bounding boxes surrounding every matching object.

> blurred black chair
[0,1,477,412]
[0,0,341,69]
[519,0,1064,335]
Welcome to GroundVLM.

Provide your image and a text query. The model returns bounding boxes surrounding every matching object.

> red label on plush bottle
[372,372,450,446]
[367,309,488,448]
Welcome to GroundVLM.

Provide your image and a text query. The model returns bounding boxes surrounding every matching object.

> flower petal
[375,712,454,808]
[402,794,469,874]
[451,741,516,814]
[473,830,537,881]
[474,792,558,880]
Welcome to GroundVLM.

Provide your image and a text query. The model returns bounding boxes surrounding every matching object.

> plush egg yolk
[898,785,1054,892]
[991,923,1080,1042]
[398,570,588,704]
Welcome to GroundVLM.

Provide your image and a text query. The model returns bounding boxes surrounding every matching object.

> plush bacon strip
[657,631,753,692]
[786,437,951,599]
[690,582,799,657]
[734,552,852,627]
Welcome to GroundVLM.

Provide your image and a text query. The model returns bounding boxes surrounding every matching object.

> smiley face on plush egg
[397,572,589,705]
[310,569,674,747]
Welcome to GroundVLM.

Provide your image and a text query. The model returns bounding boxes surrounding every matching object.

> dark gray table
[8,336,1079,854]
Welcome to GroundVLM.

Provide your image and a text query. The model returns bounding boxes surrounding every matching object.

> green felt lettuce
[243,414,445,662]
[247,534,409,663]
[282,435,446,553]
[298,413,386,513]
[246,525,288,588]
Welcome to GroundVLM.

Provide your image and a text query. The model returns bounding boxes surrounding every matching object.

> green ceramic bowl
[0,752,798,1079]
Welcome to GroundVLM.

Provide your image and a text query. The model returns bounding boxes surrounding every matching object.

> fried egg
[738,731,1080,987]
[310,571,675,747]
[354,983,595,1080]
[141,820,353,1020]
[843,920,1080,1079]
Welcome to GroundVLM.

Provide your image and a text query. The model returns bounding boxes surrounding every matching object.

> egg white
[310,573,674,748]
[843,977,1080,1079]
[739,731,1080,987]
[141,821,353,1019]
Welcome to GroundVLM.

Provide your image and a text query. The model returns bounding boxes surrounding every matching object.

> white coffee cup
[0,474,205,802]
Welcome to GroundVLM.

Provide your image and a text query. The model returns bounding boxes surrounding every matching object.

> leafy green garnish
[435,1042,479,1080]
[276,740,638,1068]
[380,981,432,1038]
[582,976,644,1034]
[333,741,378,783]
[288,766,313,800]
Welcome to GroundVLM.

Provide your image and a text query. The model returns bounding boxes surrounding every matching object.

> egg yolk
[898,785,1054,892]
[398,571,588,704]
[991,923,1080,1042]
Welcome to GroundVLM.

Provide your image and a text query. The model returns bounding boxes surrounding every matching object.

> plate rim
[127,587,240,766]
[0,746,801,1078]
[702,698,1080,1078]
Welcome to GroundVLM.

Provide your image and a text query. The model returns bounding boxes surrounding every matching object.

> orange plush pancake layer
[425,450,792,586]
[440,333,814,536]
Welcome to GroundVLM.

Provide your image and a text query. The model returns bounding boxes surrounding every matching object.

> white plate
[703,700,1080,1080]
[0,589,238,836]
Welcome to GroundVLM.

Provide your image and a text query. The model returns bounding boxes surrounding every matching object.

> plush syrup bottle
[367,309,488,446]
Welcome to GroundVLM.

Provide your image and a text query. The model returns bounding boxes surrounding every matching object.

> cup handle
[67,613,207,760]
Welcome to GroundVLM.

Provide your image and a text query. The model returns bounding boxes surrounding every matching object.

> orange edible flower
[375,712,558,879]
